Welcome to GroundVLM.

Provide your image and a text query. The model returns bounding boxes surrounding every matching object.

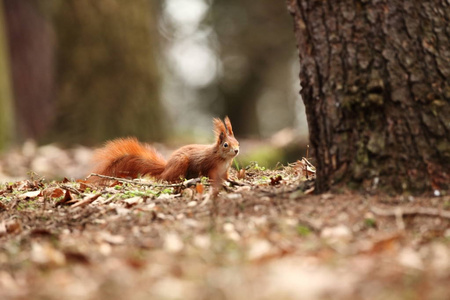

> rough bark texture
[288,0,450,193]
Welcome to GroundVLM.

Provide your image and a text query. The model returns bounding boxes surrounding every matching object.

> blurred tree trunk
[211,0,296,137]
[0,0,14,150]
[289,0,450,193]
[50,0,166,145]
[3,0,54,142]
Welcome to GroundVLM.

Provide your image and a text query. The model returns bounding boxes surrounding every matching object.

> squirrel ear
[213,118,227,143]
[224,116,234,136]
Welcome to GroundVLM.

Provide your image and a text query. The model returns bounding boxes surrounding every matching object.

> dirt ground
[1,157,450,300]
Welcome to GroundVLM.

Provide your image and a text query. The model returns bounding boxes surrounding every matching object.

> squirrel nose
[234,149,239,155]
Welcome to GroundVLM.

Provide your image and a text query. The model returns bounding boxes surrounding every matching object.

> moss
[437,140,450,158]
[367,94,384,106]
[367,132,386,154]
[355,141,369,165]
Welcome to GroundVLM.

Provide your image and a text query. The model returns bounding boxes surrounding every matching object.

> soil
[1,156,450,300]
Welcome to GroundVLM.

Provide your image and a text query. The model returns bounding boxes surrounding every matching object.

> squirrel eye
[223,142,228,148]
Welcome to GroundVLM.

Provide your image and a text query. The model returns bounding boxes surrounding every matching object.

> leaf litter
[0,159,449,299]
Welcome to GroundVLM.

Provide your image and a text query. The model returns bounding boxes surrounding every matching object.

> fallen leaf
[122,196,142,207]
[43,187,64,199]
[270,175,283,186]
[19,190,41,199]
[55,190,73,207]
[196,183,204,194]
[5,219,22,234]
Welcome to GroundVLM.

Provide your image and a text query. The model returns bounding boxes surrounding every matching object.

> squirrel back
[89,137,166,182]
[88,117,239,184]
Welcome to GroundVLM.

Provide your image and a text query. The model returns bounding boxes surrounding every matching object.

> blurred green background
[0,0,308,173]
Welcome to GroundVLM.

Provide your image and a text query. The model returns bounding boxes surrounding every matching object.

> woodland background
[0,0,306,152]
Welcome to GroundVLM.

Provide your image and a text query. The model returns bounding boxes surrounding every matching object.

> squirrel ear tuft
[224,116,234,136]
[213,118,227,143]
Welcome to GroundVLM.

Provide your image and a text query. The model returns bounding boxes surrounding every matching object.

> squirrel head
[213,116,239,159]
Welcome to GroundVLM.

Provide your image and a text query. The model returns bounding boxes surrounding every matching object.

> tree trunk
[49,0,166,145]
[288,0,450,193]
[0,0,14,150]
[211,0,297,137]
[3,0,54,142]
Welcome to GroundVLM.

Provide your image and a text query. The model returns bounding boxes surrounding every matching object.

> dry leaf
[55,190,73,207]
[196,183,204,194]
[43,187,64,199]
[122,196,142,207]
[270,175,282,186]
[19,190,41,199]
[5,219,22,234]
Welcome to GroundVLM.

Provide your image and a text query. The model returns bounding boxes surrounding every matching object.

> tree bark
[288,0,450,193]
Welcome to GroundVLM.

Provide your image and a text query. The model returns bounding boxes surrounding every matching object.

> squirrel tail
[88,137,166,182]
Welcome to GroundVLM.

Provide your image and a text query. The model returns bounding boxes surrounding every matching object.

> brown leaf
[43,187,65,199]
[55,190,73,207]
[270,175,282,186]
[196,183,204,194]
[30,228,55,238]
[63,251,90,265]
[108,180,122,187]
[5,219,22,234]
[78,182,91,192]
[238,169,246,179]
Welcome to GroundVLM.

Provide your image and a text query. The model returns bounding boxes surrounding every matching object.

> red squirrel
[88,116,239,184]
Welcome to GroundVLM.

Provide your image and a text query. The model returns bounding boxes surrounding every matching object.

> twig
[371,206,450,219]
[87,173,188,188]
[72,193,102,208]
[60,184,83,196]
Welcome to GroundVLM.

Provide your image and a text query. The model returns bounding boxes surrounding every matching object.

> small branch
[71,193,102,208]
[60,184,82,196]
[371,206,450,219]
[87,173,187,188]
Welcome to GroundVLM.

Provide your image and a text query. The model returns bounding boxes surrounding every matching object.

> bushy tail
[88,137,166,183]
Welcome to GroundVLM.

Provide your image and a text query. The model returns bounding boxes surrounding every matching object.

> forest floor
[1,146,450,300]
